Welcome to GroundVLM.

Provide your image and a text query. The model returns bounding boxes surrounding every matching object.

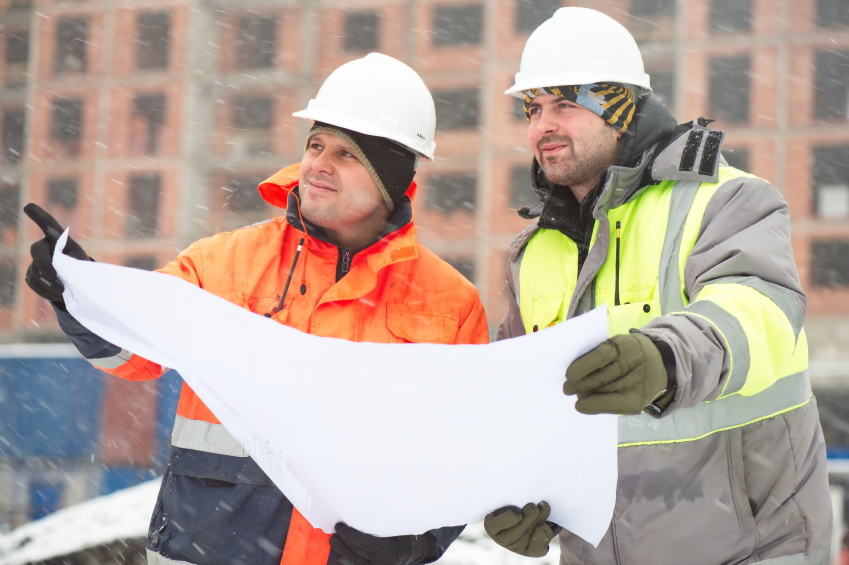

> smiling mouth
[306,180,337,193]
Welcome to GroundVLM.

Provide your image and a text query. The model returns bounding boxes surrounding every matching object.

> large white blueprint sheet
[53,231,618,546]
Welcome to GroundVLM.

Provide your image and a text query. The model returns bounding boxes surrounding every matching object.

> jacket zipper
[339,249,353,279]
[334,228,394,282]
[614,220,622,306]
[265,237,305,318]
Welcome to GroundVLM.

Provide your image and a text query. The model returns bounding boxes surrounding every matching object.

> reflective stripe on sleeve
[146,549,195,565]
[170,415,248,457]
[88,349,133,369]
[618,370,811,446]
[658,180,701,315]
[677,299,751,396]
[710,275,805,339]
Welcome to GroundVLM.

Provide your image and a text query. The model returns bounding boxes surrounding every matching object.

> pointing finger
[24,203,64,242]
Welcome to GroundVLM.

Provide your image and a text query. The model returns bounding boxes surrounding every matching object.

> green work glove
[564,332,670,415]
[484,501,560,557]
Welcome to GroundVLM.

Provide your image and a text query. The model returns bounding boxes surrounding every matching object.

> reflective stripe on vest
[517,172,810,446]
[168,416,332,565]
[171,415,249,457]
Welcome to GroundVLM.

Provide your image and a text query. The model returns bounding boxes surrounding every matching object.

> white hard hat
[506,7,651,98]
[293,53,436,161]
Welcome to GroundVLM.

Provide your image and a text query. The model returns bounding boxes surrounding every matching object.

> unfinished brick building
[0,0,848,526]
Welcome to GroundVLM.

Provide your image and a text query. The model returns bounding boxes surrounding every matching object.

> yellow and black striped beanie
[522,83,636,133]
[307,122,417,212]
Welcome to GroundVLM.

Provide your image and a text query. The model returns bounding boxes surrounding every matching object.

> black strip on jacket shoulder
[699,131,722,176]
[679,130,704,172]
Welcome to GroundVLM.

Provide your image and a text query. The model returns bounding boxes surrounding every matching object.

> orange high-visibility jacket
[94,164,489,565]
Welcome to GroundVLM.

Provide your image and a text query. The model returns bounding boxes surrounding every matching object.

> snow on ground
[0,479,559,565]
[0,479,160,565]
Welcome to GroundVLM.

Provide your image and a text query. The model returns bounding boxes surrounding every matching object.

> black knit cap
[307,122,417,211]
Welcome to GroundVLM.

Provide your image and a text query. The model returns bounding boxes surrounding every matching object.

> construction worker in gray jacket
[483,7,832,565]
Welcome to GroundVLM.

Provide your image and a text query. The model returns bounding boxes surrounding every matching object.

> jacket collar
[284,190,413,252]
[258,163,421,302]
[510,95,726,261]
[259,161,416,253]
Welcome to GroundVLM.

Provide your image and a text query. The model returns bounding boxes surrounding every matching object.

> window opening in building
[427,173,477,212]
[54,17,88,75]
[510,165,537,210]
[225,176,267,213]
[127,173,161,238]
[709,0,752,32]
[6,30,28,64]
[811,240,849,287]
[0,258,16,306]
[125,255,157,271]
[813,144,849,218]
[50,98,83,157]
[236,14,276,69]
[433,5,483,46]
[47,177,79,210]
[233,96,273,129]
[516,0,560,33]
[136,11,171,70]
[131,93,166,155]
[630,0,676,17]
[8,0,32,11]
[434,89,480,130]
[5,29,29,89]
[649,68,675,111]
[3,108,24,164]
[230,96,273,156]
[814,50,849,121]
[817,0,849,27]
[0,182,20,235]
[446,257,475,283]
[722,147,749,172]
[344,11,379,52]
[708,55,750,123]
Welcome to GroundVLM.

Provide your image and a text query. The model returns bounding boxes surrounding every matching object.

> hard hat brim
[505,72,652,98]
[293,107,436,161]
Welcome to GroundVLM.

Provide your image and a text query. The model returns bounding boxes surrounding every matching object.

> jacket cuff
[421,525,465,563]
[52,303,122,360]
[646,335,678,417]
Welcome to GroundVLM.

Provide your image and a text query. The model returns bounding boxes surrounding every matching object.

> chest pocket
[607,297,660,337]
[244,293,290,323]
[525,294,568,333]
[387,303,459,344]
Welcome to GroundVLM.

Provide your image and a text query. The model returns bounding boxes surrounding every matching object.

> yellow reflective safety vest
[519,170,809,447]
[502,121,831,565]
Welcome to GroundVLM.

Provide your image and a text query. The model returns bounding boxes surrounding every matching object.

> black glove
[24,203,90,306]
[329,523,437,565]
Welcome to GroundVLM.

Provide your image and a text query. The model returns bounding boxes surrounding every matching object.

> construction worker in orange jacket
[23,53,488,565]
